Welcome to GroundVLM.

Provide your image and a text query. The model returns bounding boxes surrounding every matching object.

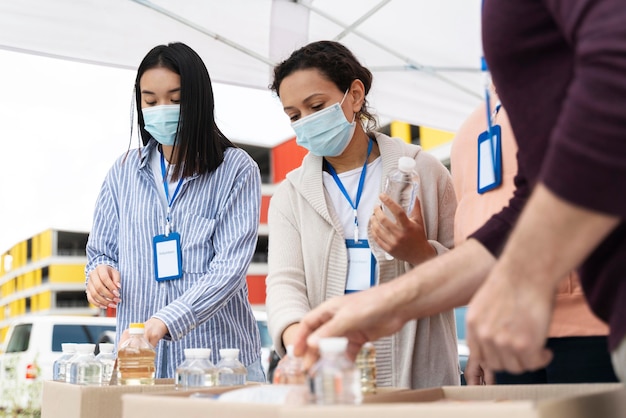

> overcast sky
[0,49,293,254]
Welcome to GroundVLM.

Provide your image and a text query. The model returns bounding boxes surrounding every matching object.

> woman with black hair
[85,42,265,381]
[266,40,460,389]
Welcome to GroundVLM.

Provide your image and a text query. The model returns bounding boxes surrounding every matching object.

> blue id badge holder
[153,232,183,282]
[477,124,502,194]
[345,239,377,294]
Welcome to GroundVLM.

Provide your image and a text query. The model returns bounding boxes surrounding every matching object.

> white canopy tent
[0,0,484,252]
[0,0,484,146]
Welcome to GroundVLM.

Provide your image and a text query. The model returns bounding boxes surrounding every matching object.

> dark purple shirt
[472,0,626,350]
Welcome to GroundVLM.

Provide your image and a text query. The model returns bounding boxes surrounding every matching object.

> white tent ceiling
[0,0,484,147]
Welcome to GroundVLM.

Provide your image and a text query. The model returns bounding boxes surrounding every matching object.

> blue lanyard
[325,138,373,243]
[484,85,502,165]
[160,152,184,236]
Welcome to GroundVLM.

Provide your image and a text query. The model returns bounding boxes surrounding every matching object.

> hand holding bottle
[370,193,435,265]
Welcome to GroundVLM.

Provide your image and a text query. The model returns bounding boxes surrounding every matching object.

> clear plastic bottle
[381,156,420,260]
[175,348,218,389]
[355,342,377,395]
[117,323,156,385]
[69,343,102,385]
[217,348,247,386]
[272,345,306,385]
[95,343,116,385]
[53,343,77,382]
[309,337,362,405]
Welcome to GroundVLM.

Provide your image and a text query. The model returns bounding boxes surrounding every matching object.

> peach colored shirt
[450,99,608,338]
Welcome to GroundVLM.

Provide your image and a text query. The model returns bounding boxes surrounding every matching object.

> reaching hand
[466,263,554,375]
[293,282,410,368]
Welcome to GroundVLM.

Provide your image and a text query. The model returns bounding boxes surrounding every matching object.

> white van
[0,315,116,410]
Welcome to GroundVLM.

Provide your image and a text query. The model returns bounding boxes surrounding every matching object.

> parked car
[252,309,273,379]
[0,315,116,410]
[454,306,470,385]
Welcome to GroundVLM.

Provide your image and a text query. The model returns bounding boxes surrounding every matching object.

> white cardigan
[266,132,460,388]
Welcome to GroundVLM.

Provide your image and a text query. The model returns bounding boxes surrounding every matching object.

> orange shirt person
[450,93,617,384]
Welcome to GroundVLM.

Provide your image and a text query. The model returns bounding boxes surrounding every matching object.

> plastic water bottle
[117,323,156,385]
[95,343,116,385]
[355,342,377,395]
[382,156,420,260]
[309,337,362,405]
[175,348,218,389]
[53,343,77,382]
[272,345,306,385]
[217,348,247,386]
[69,343,102,385]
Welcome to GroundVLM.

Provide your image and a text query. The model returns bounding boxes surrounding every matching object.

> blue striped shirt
[86,139,262,378]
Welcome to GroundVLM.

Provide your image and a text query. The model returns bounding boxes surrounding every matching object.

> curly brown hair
[270,40,378,132]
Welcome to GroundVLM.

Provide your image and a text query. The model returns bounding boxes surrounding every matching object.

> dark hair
[270,40,377,131]
[135,42,234,179]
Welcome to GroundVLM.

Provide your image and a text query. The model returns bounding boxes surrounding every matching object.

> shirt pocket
[178,213,217,274]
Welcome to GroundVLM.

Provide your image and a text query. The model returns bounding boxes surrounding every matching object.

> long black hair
[135,42,234,179]
[270,40,378,132]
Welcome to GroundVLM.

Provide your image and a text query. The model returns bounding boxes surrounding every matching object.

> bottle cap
[98,343,115,353]
[286,344,295,357]
[318,337,348,354]
[77,343,96,354]
[128,322,145,334]
[61,343,78,353]
[219,348,240,359]
[398,156,416,173]
[184,348,212,359]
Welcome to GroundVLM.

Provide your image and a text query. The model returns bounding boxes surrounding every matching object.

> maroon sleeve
[541,0,626,217]
[469,167,530,257]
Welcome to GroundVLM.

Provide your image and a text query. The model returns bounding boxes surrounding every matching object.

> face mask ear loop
[340,87,359,124]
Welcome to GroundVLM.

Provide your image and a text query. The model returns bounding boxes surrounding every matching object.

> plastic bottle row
[52,322,249,388]
[52,342,116,385]
[273,338,377,405]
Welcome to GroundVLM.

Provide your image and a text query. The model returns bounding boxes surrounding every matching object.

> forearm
[388,238,496,322]
[496,184,619,291]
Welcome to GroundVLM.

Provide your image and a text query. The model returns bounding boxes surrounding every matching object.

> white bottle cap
[398,156,416,173]
[128,323,145,335]
[219,348,240,359]
[184,348,212,359]
[77,343,96,354]
[318,337,348,354]
[286,345,295,357]
[98,343,115,354]
[62,343,78,353]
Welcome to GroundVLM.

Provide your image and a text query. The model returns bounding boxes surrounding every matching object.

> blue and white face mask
[291,91,356,157]
[142,104,180,146]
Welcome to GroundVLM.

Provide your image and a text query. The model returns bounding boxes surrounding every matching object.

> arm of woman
[266,182,314,357]
[85,162,122,309]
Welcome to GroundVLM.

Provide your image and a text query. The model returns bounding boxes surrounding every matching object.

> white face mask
[291,90,356,157]
[142,104,180,146]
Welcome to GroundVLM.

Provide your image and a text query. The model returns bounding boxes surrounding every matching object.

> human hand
[86,265,121,309]
[463,354,494,385]
[370,194,435,265]
[293,283,409,368]
[466,264,554,375]
[144,318,169,348]
[117,318,168,350]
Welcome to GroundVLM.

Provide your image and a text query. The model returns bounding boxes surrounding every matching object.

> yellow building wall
[390,121,412,144]
[39,291,52,310]
[39,229,53,259]
[49,264,86,284]
[419,126,455,151]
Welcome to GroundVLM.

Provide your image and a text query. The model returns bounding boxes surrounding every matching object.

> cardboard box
[41,379,175,418]
[122,383,625,418]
